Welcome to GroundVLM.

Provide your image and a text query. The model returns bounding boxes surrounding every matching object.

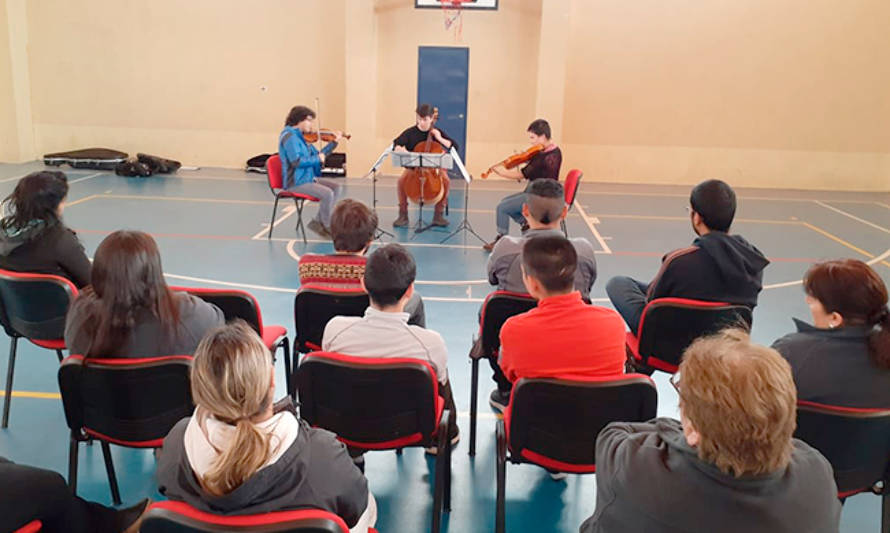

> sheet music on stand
[449,146,471,184]
[389,151,453,171]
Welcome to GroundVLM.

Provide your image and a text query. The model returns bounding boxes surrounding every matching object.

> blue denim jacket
[278,126,337,189]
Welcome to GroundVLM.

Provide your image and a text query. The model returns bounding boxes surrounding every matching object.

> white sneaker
[549,471,568,481]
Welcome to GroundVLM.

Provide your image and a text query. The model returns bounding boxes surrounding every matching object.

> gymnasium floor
[0,160,888,532]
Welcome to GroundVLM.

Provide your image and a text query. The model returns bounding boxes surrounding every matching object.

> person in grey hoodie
[580,329,840,533]
[0,171,91,287]
[157,321,375,532]
[606,179,769,335]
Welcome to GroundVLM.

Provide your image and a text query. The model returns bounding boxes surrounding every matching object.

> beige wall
[562,0,890,190]
[2,0,888,190]
[25,0,345,168]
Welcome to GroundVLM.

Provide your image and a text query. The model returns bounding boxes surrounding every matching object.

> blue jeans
[496,191,527,235]
[606,276,649,335]
[287,178,342,227]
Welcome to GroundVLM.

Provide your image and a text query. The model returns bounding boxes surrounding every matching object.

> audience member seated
[490,236,625,413]
[323,243,458,453]
[606,179,769,335]
[580,329,841,533]
[299,198,425,326]
[772,259,890,408]
[487,179,597,300]
[157,321,375,532]
[0,171,91,287]
[0,456,148,533]
[65,230,224,357]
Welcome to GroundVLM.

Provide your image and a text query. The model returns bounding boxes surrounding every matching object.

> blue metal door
[417,46,469,164]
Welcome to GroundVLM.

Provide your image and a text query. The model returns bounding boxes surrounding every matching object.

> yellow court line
[801,222,890,268]
[592,213,800,225]
[66,194,100,207]
[100,194,273,206]
[0,390,61,399]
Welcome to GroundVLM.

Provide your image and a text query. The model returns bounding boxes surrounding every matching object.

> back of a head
[364,243,416,307]
[521,235,577,294]
[527,118,551,139]
[690,179,736,232]
[525,179,565,225]
[85,230,178,355]
[1,171,69,232]
[804,259,890,366]
[330,199,378,253]
[190,320,273,496]
[678,329,796,477]
[285,105,315,127]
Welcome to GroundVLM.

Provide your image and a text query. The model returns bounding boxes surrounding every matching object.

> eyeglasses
[669,371,681,394]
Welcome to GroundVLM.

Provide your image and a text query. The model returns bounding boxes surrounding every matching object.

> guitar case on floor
[43,148,128,170]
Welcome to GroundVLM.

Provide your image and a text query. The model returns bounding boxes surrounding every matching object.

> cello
[402,108,447,205]
[480,144,545,179]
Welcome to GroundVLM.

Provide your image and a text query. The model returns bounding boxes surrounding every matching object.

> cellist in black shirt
[392,103,457,228]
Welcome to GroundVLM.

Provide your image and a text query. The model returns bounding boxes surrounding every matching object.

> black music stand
[440,147,485,244]
[390,151,454,234]
[364,146,395,240]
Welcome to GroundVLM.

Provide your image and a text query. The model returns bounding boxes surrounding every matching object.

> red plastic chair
[561,169,583,237]
[13,521,42,533]
[467,291,537,456]
[0,268,78,428]
[266,154,320,244]
[625,297,753,374]
[496,374,657,533]
[58,355,194,505]
[170,286,290,394]
[296,352,453,533]
[140,500,372,533]
[795,400,890,532]
[293,284,370,354]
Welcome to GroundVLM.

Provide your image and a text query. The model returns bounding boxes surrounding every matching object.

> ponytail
[202,418,270,497]
[869,307,890,369]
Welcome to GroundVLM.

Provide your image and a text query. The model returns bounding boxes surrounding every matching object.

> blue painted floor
[0,161,888,532]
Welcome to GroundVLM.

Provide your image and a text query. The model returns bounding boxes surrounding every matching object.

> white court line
[68,172,104,184]
[762,247,890,290]
[814,200,890,235]
[878,202,890,210]
[574,204,612,254]
[251,205,297,240]
[286,239,300,262]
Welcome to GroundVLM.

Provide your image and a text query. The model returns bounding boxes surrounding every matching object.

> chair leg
[445,409,454,511]
[2,337,18,429]
[56,349,64,363]
[496,419,507,533]
[100,441,122,505]
[295,199,307,245]
[432,408,450,533]
[268,196,281,239]
[281,338,292,399]
[882,489,890,533]
[469,357,479,456]
[561,219,568,238]
[68,433,79,492]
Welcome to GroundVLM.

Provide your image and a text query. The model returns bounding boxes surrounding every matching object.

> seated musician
[392,103,457,228]
[279,105,343,238]
[298,199,426,326]
[483,119,562,252]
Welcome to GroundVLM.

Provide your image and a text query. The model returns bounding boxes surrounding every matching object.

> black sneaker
[306,219,331,238]
[489,389,510,413]
[425,431,461,455]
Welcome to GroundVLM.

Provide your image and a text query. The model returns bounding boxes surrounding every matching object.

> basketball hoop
[440,0,473,40]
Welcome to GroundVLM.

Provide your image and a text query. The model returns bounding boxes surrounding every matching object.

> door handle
[458,114,465,119]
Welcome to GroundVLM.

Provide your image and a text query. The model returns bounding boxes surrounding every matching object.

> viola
[480,144,545,179]
[402,108,447,205]
[304,129,350,143]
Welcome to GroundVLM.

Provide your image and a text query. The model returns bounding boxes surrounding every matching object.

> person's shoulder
[491,235,523,256]
[569,237,597,255]
[407,322,446,346]
[789,438,837,481]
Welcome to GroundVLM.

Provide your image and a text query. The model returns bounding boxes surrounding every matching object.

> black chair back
[58,355,193,445]
[0,269,77,340]
[795,401,890,494]
[296,352,439,448]
[480,292,536,358]
[141,501,347,533]
[508,375,657,469]
[637,298,752,371]
[294,285,369,352]
[173,287,263,334]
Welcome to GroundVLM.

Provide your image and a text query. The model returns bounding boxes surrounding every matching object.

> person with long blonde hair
[157,321,375,531]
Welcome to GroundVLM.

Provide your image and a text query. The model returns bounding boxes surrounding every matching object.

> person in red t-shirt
[492,235,626,413]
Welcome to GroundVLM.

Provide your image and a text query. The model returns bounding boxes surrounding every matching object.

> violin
[480,144,545,179]
[304,129,350,143]
[402,108,447,205]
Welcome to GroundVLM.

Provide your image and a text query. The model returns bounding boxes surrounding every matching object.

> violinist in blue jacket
[279,105,343,237]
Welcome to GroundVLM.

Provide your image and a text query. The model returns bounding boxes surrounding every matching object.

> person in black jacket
[0,456,148,533]
[0,171,91,287]
[157,321,375,532]
[606,179,769,335]
[580,329,840,533]
[772,259,890,407]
